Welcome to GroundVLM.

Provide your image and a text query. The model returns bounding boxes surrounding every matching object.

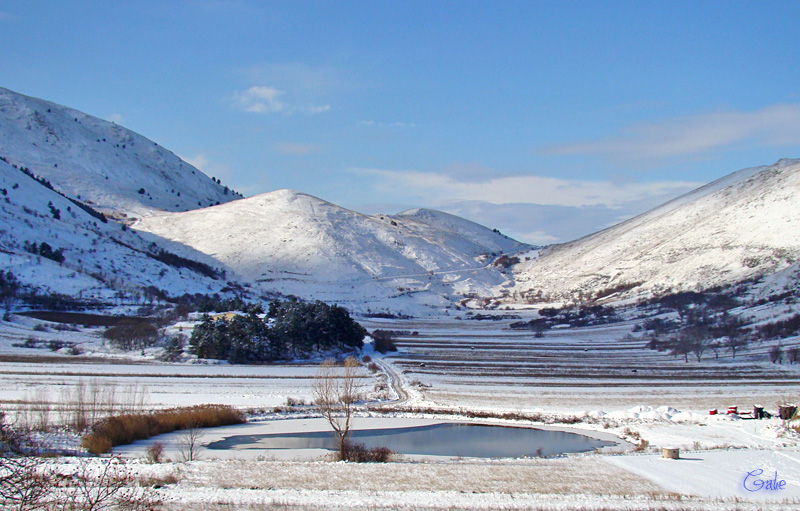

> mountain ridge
[2,86,798,314]
[507,158,800,305]
[134,188,528,312]
[0,87,239,219]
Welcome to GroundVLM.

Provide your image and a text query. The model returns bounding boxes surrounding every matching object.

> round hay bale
[662,447,680,459]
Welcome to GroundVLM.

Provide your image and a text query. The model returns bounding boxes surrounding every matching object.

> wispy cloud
[306,104,331,114]
[544,103,800,165]
[359,120,417,128]
[231,86,329,114]
[107,113,124,124]
[435,200,666,245]
[350,168,701,209]
[271,142,321,155]
[181,153,233,181]
[243,62,350,94]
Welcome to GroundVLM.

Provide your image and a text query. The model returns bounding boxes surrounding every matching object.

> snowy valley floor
[2,313,800,509]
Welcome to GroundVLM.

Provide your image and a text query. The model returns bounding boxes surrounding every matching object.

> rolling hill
[507,158,800,304]
[134,189,527,313]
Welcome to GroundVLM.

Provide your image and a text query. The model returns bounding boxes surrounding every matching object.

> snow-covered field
[3,313,800,509]
[375,316,800,414]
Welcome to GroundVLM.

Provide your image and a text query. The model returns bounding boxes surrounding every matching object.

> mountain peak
[0,87,239,218]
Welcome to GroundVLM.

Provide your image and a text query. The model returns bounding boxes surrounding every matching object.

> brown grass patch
[81,404,246,454]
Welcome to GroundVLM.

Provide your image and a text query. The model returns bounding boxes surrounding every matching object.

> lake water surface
[206,422,616,458]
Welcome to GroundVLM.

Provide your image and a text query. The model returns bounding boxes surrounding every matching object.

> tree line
[189,299,366,363]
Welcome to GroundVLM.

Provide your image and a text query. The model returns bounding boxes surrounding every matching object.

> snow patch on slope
[0,87,238,219]
[0,158,232,301]
[508,159,800,303]
[135,190,528,313]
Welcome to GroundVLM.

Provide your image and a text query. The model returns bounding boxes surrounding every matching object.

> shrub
[103,319,158,351]
[788,346,799,364]
[145,441,165,463]
[147,248,223,280]
[140,471,180,488]
[24,241,65,263]
[371,329,398,354]
[47,201,60,220]
[82,434,113,455]
[159,335,185,362]
[0,270,20,301]
[285,397,307,407]
[48,340,66,351]
[757,314,800,340]
[338,441,393,462]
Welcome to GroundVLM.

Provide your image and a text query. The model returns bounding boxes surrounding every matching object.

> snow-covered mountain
[0,87,530,313]
[6,86,797,315]
[0,87,239,220]
[507,158,800,305]
[0,157,235,303]
[135,190,527,312]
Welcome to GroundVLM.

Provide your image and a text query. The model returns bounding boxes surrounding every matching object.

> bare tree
[177,425,203,462]
[770,344,784,364]
[668,336,692,363]
[313,357,361,459]
[725,334,748,359]
[0,456,53,510]
[58,457,160,511]
[32,388,51,432]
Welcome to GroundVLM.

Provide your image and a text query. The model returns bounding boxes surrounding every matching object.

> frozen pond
[114,417,623,460]
[204,420,617,459]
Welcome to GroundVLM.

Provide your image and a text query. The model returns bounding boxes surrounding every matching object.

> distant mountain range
[1,86,798,314]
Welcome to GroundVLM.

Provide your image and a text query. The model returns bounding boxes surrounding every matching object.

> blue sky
[2,1,800,244]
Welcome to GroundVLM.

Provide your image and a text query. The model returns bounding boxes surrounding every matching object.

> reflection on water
[206,423,615,458]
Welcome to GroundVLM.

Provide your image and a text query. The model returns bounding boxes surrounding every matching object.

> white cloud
[349,167,701,209]
[182,153,209,170]
[181,153,233,181]
[544,103,800,165]
[107,113,124,124]
[233,86,286,113]
[345,167,704,244]
[517,230,559,245]
[231,85,329,115]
